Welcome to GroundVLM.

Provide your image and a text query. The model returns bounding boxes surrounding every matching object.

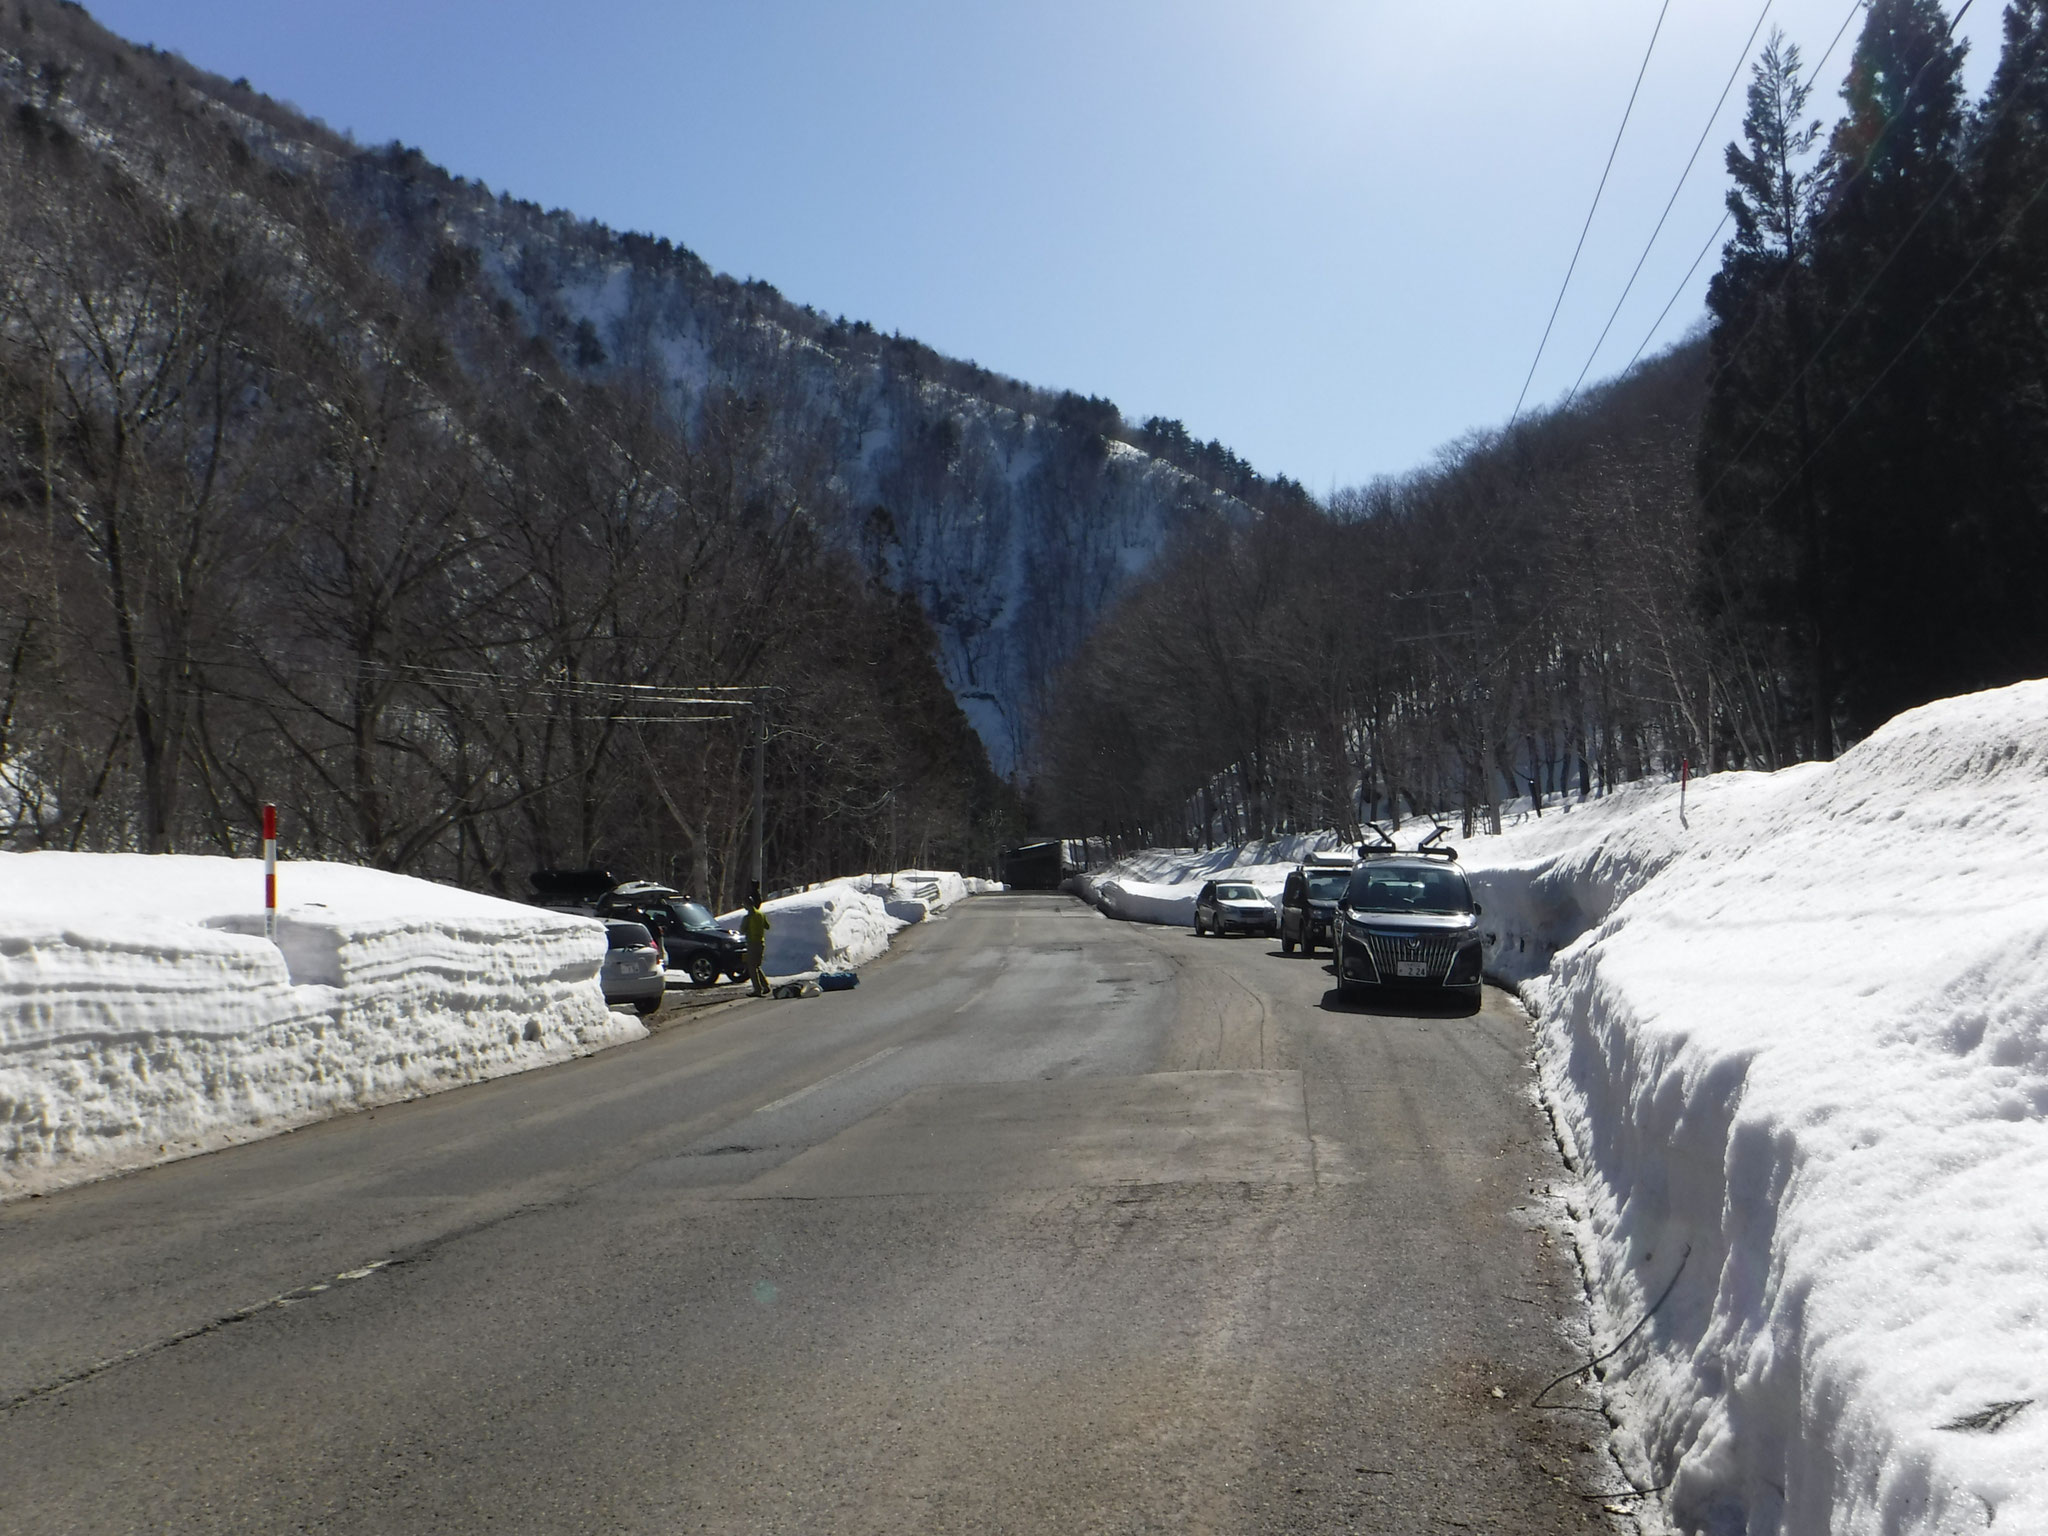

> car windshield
[1305,875,1348,900]
[671,901,719,930]
[1345,864,1473,914]
[1215,884,1260,902]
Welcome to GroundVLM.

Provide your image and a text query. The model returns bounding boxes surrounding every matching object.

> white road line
[754,1046,902,1115]
[951,950,1013,1014]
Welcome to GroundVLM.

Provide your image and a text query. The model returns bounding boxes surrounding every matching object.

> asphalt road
[0,893,1624,1534]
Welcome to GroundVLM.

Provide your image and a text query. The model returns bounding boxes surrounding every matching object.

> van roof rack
[1354,823,1460,862]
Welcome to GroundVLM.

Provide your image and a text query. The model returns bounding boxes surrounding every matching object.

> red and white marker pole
[262,802,278,941]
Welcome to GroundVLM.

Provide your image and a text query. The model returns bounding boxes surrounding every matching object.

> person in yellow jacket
[742,886,771,996]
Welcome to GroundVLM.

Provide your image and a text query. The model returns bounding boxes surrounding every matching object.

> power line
[1697,0,1971,403]
[105,644,776,718]
[1621,0,1867,379]
[1621,212,1729,376]
[361,660,766,712]
[1700,0,2003,513]
[1565,0,1776,405]
[1739,151,2048,531]
[1509,0,1675,426]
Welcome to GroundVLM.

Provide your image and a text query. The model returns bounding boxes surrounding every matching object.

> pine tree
[1807,0,1970,735]
[1698,32,1834,759]
[1953,1,2048,692]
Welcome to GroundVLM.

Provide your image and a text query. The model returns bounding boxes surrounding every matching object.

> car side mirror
[1472,903,1483,917]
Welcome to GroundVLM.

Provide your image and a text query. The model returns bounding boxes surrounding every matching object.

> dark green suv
[595,882,749,988]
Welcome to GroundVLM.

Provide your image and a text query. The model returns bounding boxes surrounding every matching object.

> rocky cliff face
[403,181,1259,773]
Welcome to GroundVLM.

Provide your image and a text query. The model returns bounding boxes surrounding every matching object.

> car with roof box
[595,881,750,988]
[530,870,750,989]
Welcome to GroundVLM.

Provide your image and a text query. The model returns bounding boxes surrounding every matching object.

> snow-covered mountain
[390,175,1264,773]
[0,3,1283,776]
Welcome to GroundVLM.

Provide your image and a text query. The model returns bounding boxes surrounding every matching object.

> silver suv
[1331,841,1483,1007]
[1193,879,1278,938]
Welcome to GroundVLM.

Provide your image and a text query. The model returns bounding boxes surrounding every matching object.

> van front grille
[1362,931,1455,981]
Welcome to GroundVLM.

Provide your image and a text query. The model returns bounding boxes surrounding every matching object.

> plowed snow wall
[0,853,636,1199]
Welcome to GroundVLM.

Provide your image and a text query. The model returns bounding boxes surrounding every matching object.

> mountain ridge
[1,1,1304,773]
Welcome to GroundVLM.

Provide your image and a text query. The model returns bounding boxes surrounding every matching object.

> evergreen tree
[1808,0,1971,734]
[1953,0,2048,693]
[1698,33,1834,758]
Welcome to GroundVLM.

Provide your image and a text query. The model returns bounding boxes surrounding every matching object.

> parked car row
[1189,835,1485,1007]
[532,869,754,1014]
[596,882,750,988]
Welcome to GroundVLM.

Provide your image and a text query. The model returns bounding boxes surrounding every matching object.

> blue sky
[82,1,2012,492]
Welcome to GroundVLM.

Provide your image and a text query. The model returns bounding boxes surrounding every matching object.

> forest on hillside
[0,1,1031,901]
[0,0,1338,893]
[1035,0,2048,849]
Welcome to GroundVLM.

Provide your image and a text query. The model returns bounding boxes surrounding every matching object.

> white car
[1192,880,1277,938]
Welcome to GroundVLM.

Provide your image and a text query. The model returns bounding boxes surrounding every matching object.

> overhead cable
[1719,129,2048,531]
[1700,0,2002,514]
[1566,0,1776,404]
[1621,0,1866,378]
[1508,0,1675,426]
[1697,0,1973,402]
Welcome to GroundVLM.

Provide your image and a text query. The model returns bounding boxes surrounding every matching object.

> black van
[1279,860,1352,957]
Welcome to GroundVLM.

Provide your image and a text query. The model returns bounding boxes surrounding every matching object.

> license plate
[1395,960,1429,978]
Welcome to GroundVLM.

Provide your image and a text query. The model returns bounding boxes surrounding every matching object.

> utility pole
[750,702,766,896]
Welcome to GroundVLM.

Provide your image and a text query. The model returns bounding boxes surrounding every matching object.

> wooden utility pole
[750,702,766,895]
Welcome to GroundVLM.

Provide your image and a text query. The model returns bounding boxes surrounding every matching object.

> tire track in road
[1126,924,1274,1072]
[1219,967,1271,1071]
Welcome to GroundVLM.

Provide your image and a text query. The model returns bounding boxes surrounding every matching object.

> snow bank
[885,868,973,908]
[1457,685,2048,1535]
[0,853,637,1200]
[1080,833,1346,926]
[1093,876,1204,926]
[718,870,977,976]
[1082,685,2048,1532]
[721,883,902,976]
[869,869,972,924]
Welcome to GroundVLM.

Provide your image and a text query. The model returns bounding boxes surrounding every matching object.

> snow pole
[262,802,278,941]
[1680,758,1690,819]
